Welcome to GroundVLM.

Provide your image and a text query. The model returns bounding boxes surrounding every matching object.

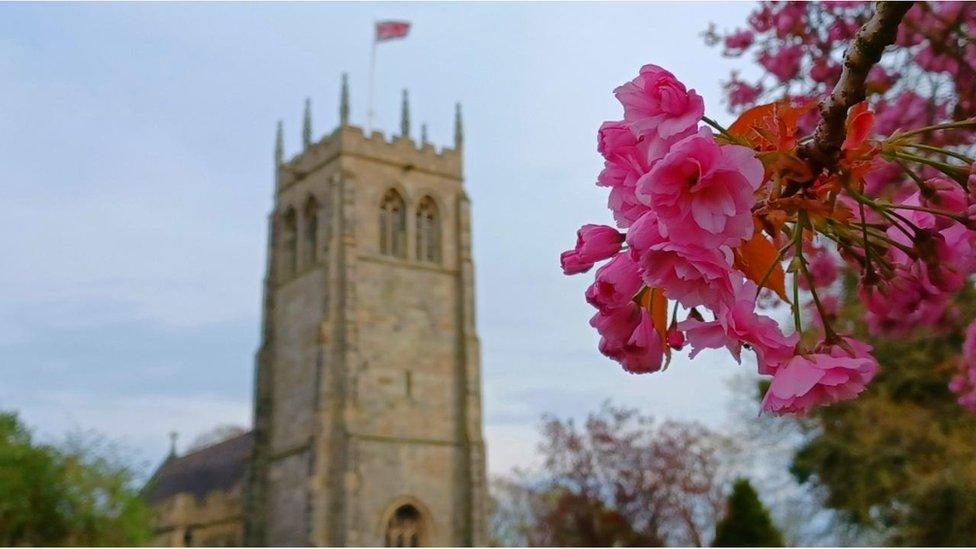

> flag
[375,20,411,42]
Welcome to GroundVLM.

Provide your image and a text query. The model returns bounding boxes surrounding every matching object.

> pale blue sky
[0,2,761,475]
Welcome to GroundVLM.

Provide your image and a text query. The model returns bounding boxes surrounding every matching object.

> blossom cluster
[705,2,976,410]
[711,2,976,136]
[561,65,883,414]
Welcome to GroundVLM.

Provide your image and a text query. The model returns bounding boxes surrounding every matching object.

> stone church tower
[244,76,488,547]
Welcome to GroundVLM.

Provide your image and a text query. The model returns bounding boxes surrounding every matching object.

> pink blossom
[917,45,960,75]
[724,29,754,52]
[626,211,737,309]
[866,66,899,94]
[585,253,642,312]
[679,278,798,374]
[797,245,837,289]
[790,93,820,135]
[884,193,976,295]
[637,128,763,248]
[810,59,841,85]
[761,338,879,415]
[596,120,690,228]
[597,121,649,189]
[828,18,860,41]
[576,224,624,261]
[862,158,904,196]
[590,302,642,355]
[748,5,774,33]
[666,322,686,350]
[772,2,805,38]
[932,224,976,290]
[560,224,625,275]
[860,273,952,335]
[618,309,666,374]
[607,185,651,229]
[758,45,803,82]
[896,4,927,46]
[874,93,940,136]
[559,251,593,275]
[806,293,839,331]
[614,64,704,139]
[727,80,763,109]
[591,304,663,374]
[920,177,967,222]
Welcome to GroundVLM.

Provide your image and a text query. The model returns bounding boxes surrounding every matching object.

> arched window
[415,197,441,264]
[380,189,406,258]
[385,505,424,547]
[304,196,319,265]
[282,207,298,277]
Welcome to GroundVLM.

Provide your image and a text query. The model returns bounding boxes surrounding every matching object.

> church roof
[144,431,253,503]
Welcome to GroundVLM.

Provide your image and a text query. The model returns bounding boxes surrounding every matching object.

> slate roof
[144,431,253,503]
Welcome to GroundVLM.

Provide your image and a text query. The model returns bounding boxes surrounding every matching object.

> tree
[713,478,784,547]
[0,411,152,546]
[491,403,730,546]
[786,276,976,545]
[701,2,976,544]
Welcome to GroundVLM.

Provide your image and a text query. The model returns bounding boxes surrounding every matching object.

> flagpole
[367,22,376,133]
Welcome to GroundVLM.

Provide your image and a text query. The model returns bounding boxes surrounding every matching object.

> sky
[0,1,763,477]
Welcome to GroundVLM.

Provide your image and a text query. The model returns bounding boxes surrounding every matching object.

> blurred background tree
[788,277,976,545]
[490,402,740,546]
[0,411,152,546]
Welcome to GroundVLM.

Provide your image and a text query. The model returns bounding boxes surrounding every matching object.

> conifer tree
[713,478,784,547]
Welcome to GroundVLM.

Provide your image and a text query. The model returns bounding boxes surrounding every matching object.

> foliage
[490,403,730,546]
[699,1,976,544]
[0,411,152,546]
[788,275,976,545]
[713,478,784,547]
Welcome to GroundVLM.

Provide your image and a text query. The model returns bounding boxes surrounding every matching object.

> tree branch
[800,1,914,173]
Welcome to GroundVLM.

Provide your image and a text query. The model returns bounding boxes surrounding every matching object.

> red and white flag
[375,20,411,42]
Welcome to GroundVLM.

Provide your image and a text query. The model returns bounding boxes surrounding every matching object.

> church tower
[245,78,488,546]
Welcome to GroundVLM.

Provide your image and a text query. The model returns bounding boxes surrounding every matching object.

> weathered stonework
[144,433,253,547]
[245,121,488,547]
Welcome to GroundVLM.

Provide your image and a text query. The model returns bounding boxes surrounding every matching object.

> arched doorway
[384,504,425,547]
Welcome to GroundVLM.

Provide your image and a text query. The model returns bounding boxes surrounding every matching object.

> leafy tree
[0,411,152,546]
[490,403,730,546]
[788,277,976,545]
[713,478,784,547]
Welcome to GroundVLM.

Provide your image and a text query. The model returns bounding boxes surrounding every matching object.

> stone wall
[151,485,244,547]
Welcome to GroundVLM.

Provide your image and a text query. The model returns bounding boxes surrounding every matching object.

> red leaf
[842,102,874,151]
[728,100,816,152]
[733,226,787,300]
[640,287,670,346]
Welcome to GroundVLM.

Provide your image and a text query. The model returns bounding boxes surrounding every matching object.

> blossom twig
[800,1,914,173]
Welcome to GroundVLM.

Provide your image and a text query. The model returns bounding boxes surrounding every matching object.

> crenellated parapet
[277,125,462,192]
[275,75,463,193]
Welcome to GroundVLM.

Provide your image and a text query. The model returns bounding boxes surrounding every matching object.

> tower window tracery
[380,189,407,258]
[415,197,441,264]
